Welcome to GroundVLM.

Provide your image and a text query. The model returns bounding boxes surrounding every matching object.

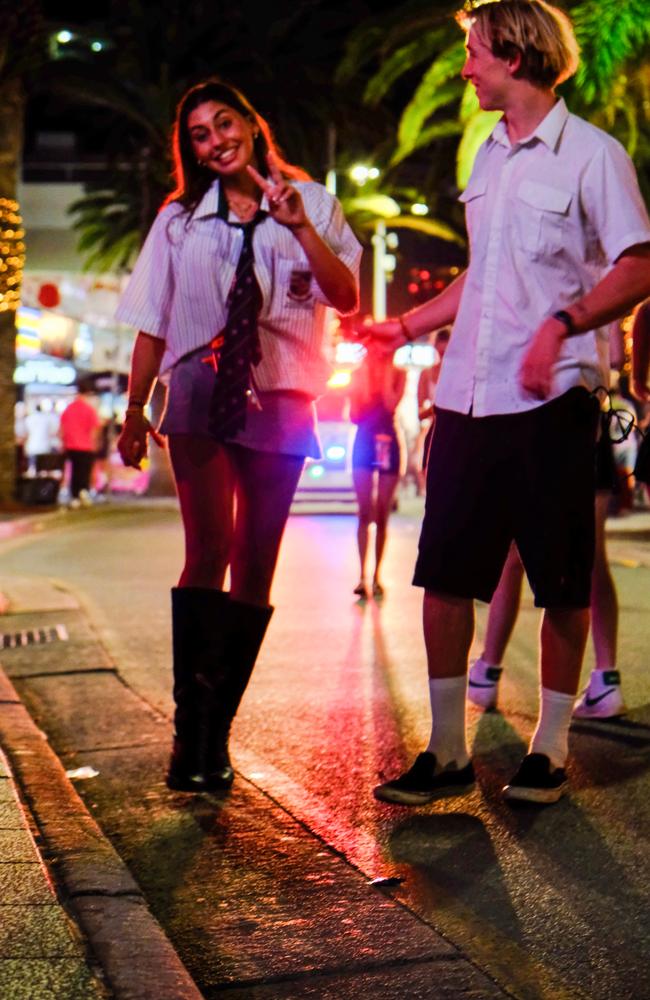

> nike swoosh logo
[584,689,617,707]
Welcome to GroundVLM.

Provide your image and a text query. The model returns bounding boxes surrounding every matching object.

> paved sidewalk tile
[0,958,105,1000]
[0,828,40,862]
[0,863,54,905]
[0,756,107,998]
[0,906,81,958]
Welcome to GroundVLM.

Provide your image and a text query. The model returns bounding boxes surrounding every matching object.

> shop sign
[14,359,77,386]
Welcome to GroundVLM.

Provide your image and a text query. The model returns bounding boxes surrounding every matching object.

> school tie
[206,214,264,440]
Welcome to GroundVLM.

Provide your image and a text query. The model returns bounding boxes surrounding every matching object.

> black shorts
[352,424,400,475]
[595,416,619,493]
[413,388,600,609]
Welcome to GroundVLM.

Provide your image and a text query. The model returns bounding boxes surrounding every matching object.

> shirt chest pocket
[269,256,314,315]
[515,180,572,258]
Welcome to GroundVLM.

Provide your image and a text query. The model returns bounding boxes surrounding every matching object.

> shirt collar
[488,97,569,152]
[194,178,271,221]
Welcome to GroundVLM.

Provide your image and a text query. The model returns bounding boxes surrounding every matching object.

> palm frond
[396,41,466,153]
[363,28,449,105]
[385,215,465,245]
[343,194,402,219]
[456,111,501,190]
[390,118,463,167]
[572,0,650,103]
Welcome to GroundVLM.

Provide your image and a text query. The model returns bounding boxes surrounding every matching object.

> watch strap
[552,309,575,336]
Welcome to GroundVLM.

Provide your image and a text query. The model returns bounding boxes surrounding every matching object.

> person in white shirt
[116,78,360,794]
[24,404,58,473]
[370,0,650,806]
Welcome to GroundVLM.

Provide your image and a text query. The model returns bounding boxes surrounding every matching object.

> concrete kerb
[0,669,203,1000]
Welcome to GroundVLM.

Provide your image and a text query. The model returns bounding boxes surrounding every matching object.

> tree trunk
[0,77,24,509]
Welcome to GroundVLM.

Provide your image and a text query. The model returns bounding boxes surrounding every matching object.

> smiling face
[187,100,258,177]
[461,26,516,111]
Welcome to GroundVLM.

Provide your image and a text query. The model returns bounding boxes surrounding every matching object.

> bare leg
[540,607,590,695]
[483,541,525,664]
[373,471,399,590]
[591,491,617,668]
[352,467,374,590]
[229,447,304,607]
[423,590,475,679]
[168,435,236,589]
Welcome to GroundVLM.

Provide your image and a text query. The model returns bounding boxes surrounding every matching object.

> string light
[0,198,25,313]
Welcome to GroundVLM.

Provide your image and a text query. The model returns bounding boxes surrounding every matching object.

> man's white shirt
[437,99,650,416]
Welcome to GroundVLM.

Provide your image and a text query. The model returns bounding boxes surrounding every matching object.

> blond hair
[456,1,580,87]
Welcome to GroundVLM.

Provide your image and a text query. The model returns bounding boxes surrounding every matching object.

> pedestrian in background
[350,342,405,599]
[116,79,360,793]
[24,403,58,475]
[369,0,650,807]
[60,380,101,508]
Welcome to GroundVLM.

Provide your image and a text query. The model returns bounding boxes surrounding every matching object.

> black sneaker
[503,753,567,804]
[374,752,475,805]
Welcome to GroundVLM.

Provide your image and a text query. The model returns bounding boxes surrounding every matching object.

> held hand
[247,152,309,231]
[360,318,407,354]
[519,318,565,400]
[117,413,164,470]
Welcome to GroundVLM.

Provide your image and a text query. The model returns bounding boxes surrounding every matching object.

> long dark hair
[164,79,310,213]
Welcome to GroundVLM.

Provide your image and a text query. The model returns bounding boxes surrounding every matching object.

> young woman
[116,79,360,792]
[349,342,406,599]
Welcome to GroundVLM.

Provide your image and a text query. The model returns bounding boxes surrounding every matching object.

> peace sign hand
[247,152,310,232]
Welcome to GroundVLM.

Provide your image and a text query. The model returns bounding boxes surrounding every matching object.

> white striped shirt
[116,179,361,396]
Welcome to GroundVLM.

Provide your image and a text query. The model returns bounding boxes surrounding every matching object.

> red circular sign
[38,283,61,309]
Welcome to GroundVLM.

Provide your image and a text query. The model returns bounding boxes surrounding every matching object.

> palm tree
[343,0,650,195]
[0,0,45,507]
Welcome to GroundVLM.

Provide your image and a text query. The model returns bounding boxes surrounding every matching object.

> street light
[349,164,380,186]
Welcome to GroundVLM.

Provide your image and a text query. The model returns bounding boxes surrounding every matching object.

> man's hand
[361,318,409,354]
[519,317,566,400]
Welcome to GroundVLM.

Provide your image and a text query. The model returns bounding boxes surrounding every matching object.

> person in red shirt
[59,379,100,507]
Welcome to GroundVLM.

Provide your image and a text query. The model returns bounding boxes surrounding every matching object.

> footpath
[0,508,203,1000]
[0,502,649,999]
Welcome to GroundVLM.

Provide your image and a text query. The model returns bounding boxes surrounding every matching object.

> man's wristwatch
[552,309,575,337]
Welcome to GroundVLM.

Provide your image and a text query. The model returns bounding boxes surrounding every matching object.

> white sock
[425,675,469,768]
[471,656,501,680]
[530,687,575,769]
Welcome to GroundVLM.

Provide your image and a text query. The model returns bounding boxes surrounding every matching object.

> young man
[370,0,650,804]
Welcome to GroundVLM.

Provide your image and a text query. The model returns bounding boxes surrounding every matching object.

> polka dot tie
[208,215,264,439]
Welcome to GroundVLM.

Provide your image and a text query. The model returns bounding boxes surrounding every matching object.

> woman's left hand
[247,153,310,231]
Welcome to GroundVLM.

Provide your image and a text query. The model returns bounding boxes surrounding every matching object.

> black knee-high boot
[166,589,273,793]
[208,598,274,762]
[167,587,231,792]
